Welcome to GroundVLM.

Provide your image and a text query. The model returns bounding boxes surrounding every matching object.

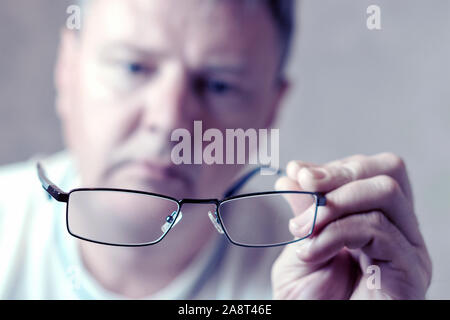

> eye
[123,62,152,75]
[205,79,234,95]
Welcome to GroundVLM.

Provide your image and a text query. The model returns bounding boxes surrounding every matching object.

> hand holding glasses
[37,163,326,248]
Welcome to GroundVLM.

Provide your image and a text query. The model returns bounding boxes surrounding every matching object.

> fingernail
[286,161,301,179]
[274,178,283,191]
[296,238,313,259]
[289,214,313,237]
[302,167,327,180]
[289,219,302,234]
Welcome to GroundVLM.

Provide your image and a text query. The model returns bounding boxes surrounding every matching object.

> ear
[54,29,81,119]
[263,77,290,129]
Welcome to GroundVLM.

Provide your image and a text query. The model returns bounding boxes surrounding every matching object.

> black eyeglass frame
[37,163,326,248]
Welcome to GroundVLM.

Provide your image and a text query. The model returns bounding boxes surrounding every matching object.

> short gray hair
[77,0,295,75]
[266,0,295,75]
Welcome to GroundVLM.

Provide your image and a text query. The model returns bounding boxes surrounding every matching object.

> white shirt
[0,152,283,299]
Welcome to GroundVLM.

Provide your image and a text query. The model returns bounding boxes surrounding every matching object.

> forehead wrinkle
[120,0,273,45]
[104,0,201,56]
[184,0,279,68]
[84,0,274,45]
[82,0,279,79]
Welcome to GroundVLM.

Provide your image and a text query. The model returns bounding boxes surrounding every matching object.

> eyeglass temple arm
[36,162,69,202]
[223,166,283,198]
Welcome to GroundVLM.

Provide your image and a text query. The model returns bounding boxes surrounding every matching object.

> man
[0,0,431,299]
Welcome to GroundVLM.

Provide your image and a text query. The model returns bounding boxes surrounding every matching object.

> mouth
[135,160,179,180]
[126,159,179,179]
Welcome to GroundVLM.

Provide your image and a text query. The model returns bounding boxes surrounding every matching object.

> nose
[140,63,199,134]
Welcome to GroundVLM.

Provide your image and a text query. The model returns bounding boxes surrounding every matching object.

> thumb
[275,176,314,218]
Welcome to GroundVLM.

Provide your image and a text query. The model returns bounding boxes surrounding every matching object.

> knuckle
[331,217,347,235]
[381,152,406,171]
[375,174,400,196]
[343,160,365,180]
[367,210,389,232]
[349,154,367,162]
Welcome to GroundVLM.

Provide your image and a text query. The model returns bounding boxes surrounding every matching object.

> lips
[124,159,173,182]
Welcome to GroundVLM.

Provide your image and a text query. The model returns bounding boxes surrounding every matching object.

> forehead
[81,0,279,66]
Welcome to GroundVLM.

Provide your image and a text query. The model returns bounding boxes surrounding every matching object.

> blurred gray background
[0,0,449,299]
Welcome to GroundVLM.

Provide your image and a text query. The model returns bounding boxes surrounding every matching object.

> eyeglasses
[37,163,326,248]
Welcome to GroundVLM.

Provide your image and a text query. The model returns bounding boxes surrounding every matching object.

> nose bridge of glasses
[179,198,219,205]
[175,199,224,235]
[161,200,220,233]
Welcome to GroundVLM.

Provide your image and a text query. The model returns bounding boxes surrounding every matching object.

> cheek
[70,94,141,185]
[238,98,275,130]
[254,90,279,127]
[78,63,141,150]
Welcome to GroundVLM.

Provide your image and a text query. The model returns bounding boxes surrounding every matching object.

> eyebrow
[202,65,248,76]
[99,42,167,59]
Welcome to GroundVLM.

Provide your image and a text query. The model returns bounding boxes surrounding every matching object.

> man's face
[57,0,286,199]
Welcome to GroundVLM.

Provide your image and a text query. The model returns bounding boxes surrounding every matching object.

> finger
[286,160,319,181]
[275,175,302,191]
[275,176,315,217]
[324,153,367,167]
[295,211,414,268]
[290,174,423,246]
[288,155,371,181]
[297,153,413,201]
